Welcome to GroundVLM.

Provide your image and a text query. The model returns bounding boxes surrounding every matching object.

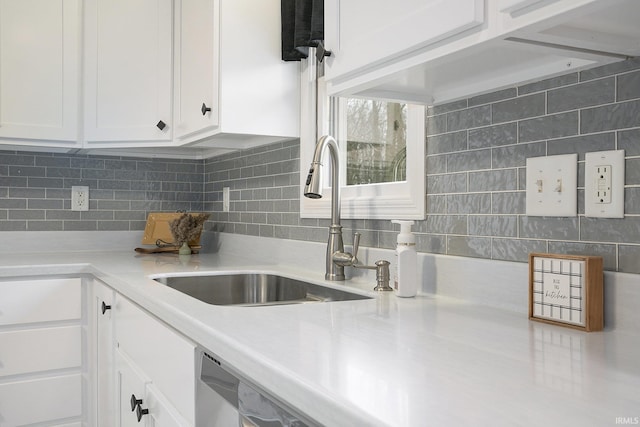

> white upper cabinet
[323,0,640,105]
[210,0,300,141]
[499,0,561,14]
[173,0,218,140]
[83,0,299,152]
[324,0,484,86]
[498,0,640,58]
[0,0,299,153]
[84,0,173,145]
[0,0,80,146]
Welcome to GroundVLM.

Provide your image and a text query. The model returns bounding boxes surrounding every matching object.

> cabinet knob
[315,41,332,63]
[101,301,111,315]
[201,102,212,116]
[130,394,143,412]
[156,120,167,130]
[136,404,149,422]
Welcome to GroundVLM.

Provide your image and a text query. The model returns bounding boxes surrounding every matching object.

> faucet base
[325,272,346,281]
[325,224,345,281]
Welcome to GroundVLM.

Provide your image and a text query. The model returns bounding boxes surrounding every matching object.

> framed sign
[529,253,603,332]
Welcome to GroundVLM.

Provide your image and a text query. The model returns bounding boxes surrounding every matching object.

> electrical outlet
[585,150,625,218]
[71,186,89,211]
[595,165,612,204]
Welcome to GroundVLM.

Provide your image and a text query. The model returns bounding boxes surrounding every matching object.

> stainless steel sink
[153,273,371,306]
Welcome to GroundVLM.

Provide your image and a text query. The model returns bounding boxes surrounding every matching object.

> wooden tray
[142,212,204,246]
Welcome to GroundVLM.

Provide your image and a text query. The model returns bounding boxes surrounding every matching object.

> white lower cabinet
[116,350,149,427]
[91,279,195,426]
[145,384,190,427]
[0,326,81,376]
[0,276,196,425]
[0,374,82,425]
[92,279,116,427]
[0,277,83,426]
[117,350,189,427]
[114,293,196,425]
[0,277,81,326]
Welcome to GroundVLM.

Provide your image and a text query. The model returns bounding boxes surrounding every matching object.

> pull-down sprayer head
[303,134,341,227]
[303,163,323,199]
[303,135,340,207]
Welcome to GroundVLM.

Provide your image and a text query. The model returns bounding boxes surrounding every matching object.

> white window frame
[299,57,426,220]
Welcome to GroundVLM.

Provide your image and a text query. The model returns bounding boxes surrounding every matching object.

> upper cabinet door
[0,0,79,143]
[324,0,485,85]
[84,0,173,144]
[174,0,218,140]
[499,0,559,14]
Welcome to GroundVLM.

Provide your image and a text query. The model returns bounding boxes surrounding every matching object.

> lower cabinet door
[145,384,191,427]
[116,350,149,427]
[0,374,81,425]
[94,279,116,427]
[116,350,191,427]
[115,294,195,424]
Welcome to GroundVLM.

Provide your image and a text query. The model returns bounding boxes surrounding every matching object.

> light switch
[526,154,577,217]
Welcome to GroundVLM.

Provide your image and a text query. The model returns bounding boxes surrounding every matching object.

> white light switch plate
[526,154,577,217]
[222,187,230,212]
[585,150,625,218]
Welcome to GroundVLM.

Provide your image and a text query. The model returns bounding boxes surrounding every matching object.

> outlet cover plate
[585,150,625,218]
[526,154,578,217]
[71,186,89,211]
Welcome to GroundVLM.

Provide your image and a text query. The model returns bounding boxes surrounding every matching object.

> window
[340,98,407,185]
[299,56,425,219]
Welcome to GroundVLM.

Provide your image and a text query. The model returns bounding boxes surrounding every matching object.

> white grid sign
[532,256,585,326]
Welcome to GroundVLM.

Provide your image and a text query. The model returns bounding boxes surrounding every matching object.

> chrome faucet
[303,136,392,291]
[304,135,350,280]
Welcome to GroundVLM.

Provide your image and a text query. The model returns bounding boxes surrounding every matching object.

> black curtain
[281,0,324,61]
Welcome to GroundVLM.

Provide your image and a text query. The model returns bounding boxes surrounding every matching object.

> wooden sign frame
[528,253,603,332]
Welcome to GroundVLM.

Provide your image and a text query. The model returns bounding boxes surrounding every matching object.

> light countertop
[1,236,639,426]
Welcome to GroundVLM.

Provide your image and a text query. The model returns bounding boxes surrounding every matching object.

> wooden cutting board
[141,212,204,246]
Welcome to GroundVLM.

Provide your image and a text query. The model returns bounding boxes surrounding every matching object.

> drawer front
[0,325,81,377]
[115,295,195,424]
[0,278,81,326]
[0,373,81,425]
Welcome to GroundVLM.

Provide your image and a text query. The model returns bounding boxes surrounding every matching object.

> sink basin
[153,273,371,306]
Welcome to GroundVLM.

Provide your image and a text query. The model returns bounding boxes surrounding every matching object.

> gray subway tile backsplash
[491,238,547,263]
[468,122,517,149]
[492,93,545,124]
[518,111,579,142]
[580,99,640,133]
[547,77,615,113]
[0,153,203,232]
[2,59,640,272]
[618,70,640,102]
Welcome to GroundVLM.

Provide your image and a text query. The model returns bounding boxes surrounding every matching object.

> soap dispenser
[391,220,417,297]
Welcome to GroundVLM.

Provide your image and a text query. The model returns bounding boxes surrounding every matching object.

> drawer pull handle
[137,404,149,422]
[156,120,167,130]
[201,102,211,115]
[101,301,111,315]
[130,394,143,412]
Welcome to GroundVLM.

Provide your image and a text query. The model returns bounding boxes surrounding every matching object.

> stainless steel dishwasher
[197,350,314,427]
